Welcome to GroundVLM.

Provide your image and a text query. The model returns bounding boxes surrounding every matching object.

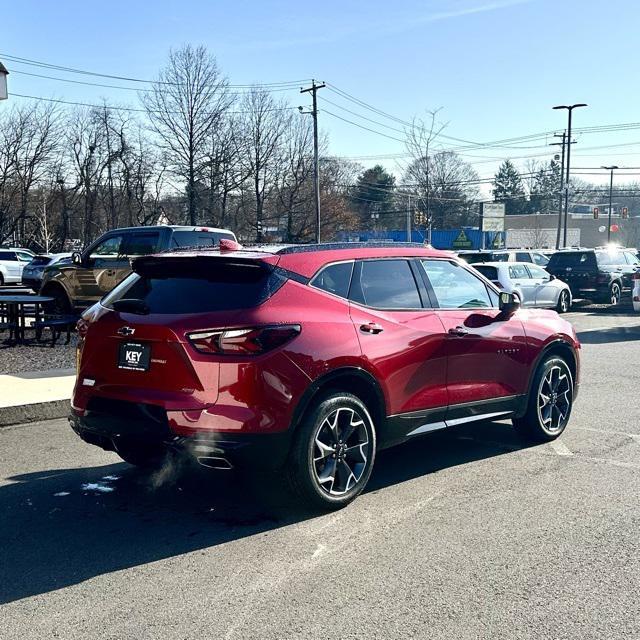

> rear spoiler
[132,252,280,276]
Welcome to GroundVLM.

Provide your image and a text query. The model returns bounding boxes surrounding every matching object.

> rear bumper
[21,277,42,291]
[69,398,293,471]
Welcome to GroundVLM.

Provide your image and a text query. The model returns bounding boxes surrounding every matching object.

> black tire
[609,282,621,306]
[0,272,4,286]
[513,356,574,443]
[44,287,72,316]
[113,438,168,469]
[556,289,571,313]
[285,392,377,510]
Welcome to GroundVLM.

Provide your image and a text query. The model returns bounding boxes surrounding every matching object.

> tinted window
[509,264,530,279]
[473,265,499,281]
[103,260,285,314]
[492,253,510,262]
[351,260,422,309]
[0,251,15,260]
[516,252,531,262]
[421,260,492,309]
[90,235,124,258]
[458,252,486,264]
[29,256,52,267]
[548,252,595,268]
[311,262,353,299]
[596,250,626,266]
[16,251,33,262]
[171,230,235,248]
[123,232,161,256]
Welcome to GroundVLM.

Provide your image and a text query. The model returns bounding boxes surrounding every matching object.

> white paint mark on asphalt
[575,426,640,444]
[312,543,327,559]
[53,491,70,497]
[81,482,115,493]
[549,440,573,456]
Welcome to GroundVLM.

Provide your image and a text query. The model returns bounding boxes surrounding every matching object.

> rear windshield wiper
[112,298,150,315]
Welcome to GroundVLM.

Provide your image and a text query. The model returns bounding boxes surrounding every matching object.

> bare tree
[240,89,289,241]
[142,44,232,225]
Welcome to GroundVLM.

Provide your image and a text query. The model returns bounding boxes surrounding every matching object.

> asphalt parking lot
[1,303,639,639]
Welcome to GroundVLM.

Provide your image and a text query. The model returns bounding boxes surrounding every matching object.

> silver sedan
[472,261,572,313]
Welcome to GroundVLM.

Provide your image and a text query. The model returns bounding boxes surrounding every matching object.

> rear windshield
[102,259,285,314]
[29,256,52,267]
[458,253,488,263]
[171,230,236,249]
[548,252,595,268]
[473,265,498,281]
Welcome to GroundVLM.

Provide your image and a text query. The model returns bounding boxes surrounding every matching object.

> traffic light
[622,207,629,219]
[593,207,599,219]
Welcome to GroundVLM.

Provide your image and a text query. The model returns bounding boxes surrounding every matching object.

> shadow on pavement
[577,325,640,344]
[0,420,532,605]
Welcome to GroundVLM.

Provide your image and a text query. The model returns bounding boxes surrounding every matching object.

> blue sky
[3,0,640,189]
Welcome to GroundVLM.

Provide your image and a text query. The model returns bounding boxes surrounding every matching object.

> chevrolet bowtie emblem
[117,326,135,337]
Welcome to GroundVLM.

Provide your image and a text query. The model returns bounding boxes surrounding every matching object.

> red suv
[71,243,580,509]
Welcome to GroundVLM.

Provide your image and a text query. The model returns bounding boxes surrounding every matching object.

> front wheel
[513,356,574,442]
[286,392,377,510]
[556,289,571,313]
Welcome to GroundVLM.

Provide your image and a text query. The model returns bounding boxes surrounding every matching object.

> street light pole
[603,165,618,243]
[553,103,587,247]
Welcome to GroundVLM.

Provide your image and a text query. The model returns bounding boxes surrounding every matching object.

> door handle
[448,326,469,337]
[360,322,384,334]
[106,269,116,276]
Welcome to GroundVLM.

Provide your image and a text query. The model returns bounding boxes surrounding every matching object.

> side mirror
[549,274,556,281]
[72,251,83,266]
[499,291,521,315]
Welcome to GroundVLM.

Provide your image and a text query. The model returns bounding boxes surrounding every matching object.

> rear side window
[492,253,509,262]
[171,230,235,248]
[532,252,550,266]
[509,264,529,279]
[515,252,531,262]
[350,259,422,309]
[310,262,353,299]
[0,251,15,260]
[596,250,626,266]
[123,232,161,256]
[102,259,285,314]
[624,251,640,266]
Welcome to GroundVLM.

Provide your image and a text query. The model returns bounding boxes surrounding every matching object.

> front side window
[623,251,640,266]
[310,262,353,299]
[350,259,422,309]
[90,235,124,258]
[421,260,492,309]
[532,252,550,266]
[527,265,550,279]
[595,250,625,266]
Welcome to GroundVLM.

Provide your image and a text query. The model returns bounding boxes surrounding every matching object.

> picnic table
[0,295,53,344]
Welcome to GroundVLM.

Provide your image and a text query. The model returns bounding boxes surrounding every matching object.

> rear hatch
[78,252,283,411]
[547,251,598,292]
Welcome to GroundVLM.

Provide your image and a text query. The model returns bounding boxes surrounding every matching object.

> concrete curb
[0,400,70,428]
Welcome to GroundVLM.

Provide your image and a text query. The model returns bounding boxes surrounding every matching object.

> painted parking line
[549,439,573,456]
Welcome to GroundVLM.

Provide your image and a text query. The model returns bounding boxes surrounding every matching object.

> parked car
[472,262,572,313]
[458,249,549,266]
[546,247,640,305]
[71,242,580,509]
[0,248,36,285]
[40,225,236,313]
[21,253,72,291]
[633,272,640,313]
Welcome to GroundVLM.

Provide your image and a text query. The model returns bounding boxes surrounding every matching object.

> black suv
[546,248,640,305]
[40,225,236,313]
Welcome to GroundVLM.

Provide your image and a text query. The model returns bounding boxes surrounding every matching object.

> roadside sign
[481,202,505,232]
[452,229,473,249]
[598,225,606,233]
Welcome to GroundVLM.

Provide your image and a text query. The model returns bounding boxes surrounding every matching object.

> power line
[322,108,407,143]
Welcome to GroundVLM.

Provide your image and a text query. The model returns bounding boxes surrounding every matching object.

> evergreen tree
[351,165,396,228]
[493,160,527,215]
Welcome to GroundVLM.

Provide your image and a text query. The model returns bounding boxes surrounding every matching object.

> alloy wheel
[559,290,569,313]
[312,407,371,496]
[537,365,572,433]
[610,283,621,305]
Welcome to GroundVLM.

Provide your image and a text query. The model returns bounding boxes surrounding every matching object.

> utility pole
[603,165,618,243]
[406,194,412,242]
[550,132,566,250]
[300,80,326,243]
[553,103,587,247]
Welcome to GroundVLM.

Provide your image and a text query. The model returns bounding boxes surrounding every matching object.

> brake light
[633,272,640,280]
[220,238,243,252]
[596,273,610,283]
[187,325,301,355]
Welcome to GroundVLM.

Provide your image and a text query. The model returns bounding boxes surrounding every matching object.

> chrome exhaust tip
[197,455,233,470]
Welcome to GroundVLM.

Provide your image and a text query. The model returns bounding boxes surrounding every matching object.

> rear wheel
[556,289,571,313]
[286,392,376,510]
[513,356,574,442]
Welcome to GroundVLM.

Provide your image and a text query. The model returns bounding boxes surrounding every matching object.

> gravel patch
[0,333,78,375]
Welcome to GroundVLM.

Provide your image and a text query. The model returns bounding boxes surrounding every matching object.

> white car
[0,248,35,285]
[472,261,572,313]
[633,272,640,312]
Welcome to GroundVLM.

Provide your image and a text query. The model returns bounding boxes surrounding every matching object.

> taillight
[187,325,301,355]
[596,273,610,283]
[76,317,90,339]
